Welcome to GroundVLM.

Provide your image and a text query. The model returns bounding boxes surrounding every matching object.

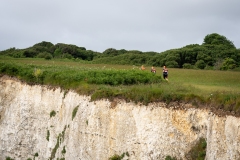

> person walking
[162,66,168,81]
[151,66,156,73]
[141,65,146,70]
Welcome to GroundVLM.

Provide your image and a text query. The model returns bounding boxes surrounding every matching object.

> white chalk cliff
[0,76,240,160]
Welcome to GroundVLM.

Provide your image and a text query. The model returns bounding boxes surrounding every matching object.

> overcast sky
[1,0,240,53]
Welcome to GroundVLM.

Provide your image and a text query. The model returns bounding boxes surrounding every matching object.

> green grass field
[28,58,240,95]
[1,57,240,115]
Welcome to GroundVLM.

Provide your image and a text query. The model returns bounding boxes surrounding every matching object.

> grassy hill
[1,33,240,70]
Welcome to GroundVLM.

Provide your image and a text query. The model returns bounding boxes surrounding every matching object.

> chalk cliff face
[0,76,240,160]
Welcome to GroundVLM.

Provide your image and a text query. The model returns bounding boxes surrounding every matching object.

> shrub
[186,138,207,160]
[37,52,50,58]
[46,130,50,141]
[109,154,123,160]
[34,153,39,157]
[61,146,66,154]
[72,106,79,120]
[0,63,19,76]
[33,68,43,83]
[183,63,193,69]
[221,57,236,70]
[166,60,179,68]
[62,53,73,59]
[195,60,206,69]
[12,52,22,58]
[0,62,162,87]
[165,155,177,160]
[45,54,53,60]
[50,110,56,118]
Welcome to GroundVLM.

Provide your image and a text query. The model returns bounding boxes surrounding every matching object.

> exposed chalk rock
[0,77,240,160]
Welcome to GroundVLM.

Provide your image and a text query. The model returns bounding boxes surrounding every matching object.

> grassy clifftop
[1,57,240,116]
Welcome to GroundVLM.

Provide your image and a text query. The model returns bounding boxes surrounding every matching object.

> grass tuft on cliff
[50,110,56,118]
[72,106,79,120]
[186,137,207,160]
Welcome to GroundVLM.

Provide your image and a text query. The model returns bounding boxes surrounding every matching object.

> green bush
[183,63,193,69]
[109,154,124,160]
[37,52,52,59]
[195,60,206,69]
[62,53,73,59]
[61,146,66,154]
[0,62,37,84]
[0,62,162,87]
[72,106,79,120]
[45,54,53,60]
[221,57,236,70]
[46,130,50,141]
[34,153,39,157]
[50,110,56,118]
[165,155,177,160]
[186,138,207,160]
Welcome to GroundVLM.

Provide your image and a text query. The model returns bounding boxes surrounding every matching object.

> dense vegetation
[1,33,239,70]
[0,61,161,86]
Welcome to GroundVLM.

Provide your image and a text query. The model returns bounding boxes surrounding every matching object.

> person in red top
[162,66,168,81]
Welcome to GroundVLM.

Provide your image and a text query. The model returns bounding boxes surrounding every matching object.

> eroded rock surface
[0,76,240,160]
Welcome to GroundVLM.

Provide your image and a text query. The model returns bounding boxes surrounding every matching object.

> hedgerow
[0,62,162,87]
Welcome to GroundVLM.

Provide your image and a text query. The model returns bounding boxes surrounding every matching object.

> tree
[221,58,236,70]
[33,41,54,48]
[203,33,235,49]
[197,52,213,66]
[62,53,73,59]
[166,61,179,68]
[183,63,193,69]
[37,52,52,58]
[45,54,53,60]
[102,48,118,56]
[53,48,62,58]
[23,49,38,57]
[195,60,206,69]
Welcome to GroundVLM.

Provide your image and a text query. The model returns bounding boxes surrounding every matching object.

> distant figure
[141,65,146,70]
[162,66,168,80]
[151,66,156,73]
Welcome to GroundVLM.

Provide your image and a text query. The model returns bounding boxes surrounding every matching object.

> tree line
[1,33,239,70]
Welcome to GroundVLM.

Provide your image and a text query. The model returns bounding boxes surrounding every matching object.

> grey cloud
[1,0,240,52]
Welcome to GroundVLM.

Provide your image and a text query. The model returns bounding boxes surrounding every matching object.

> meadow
[1,56,240,115]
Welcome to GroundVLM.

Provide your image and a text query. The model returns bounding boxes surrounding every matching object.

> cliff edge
[0,76,240,160]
